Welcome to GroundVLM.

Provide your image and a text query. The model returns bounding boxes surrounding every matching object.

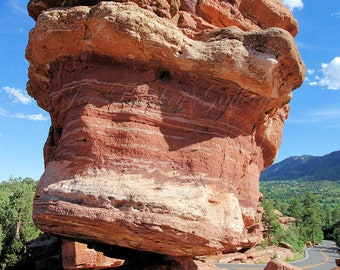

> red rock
[274,209,283,217]
[216,253,247,263]
[238,0,299,36]
[27,0,298,36]
[62,240,124,269]
[212,245,294,264]
[273,209,296,230]
[279,242,293,250]
[245,248,274,260]
[28,234,220,269]
[306,241,313,247]
[26,0,304,260]
[336,257,340,266]
[264,259,302,270]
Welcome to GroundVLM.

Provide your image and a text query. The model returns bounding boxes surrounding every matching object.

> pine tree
[301,192,324,245]
[262,200,282,245]
[289,198,303,225]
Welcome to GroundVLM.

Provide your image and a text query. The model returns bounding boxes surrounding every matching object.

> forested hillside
[260,180,340,251]
[261,150,340,181]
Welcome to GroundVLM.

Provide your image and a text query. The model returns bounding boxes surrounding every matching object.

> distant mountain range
[260,150,340,181]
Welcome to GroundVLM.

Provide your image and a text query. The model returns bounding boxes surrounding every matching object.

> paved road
[216,240,339,270]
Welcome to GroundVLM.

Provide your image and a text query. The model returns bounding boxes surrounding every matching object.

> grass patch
[285,251,305,262]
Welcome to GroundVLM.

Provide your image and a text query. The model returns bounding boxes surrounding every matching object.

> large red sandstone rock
[26,0,305,258]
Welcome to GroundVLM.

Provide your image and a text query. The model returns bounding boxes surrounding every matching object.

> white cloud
[283,0,304,11]
[0,107,7,117]
[309,57,340,90]
[331,11,340,19]
[307,108,340,119]
[0,108,48,121]
[1,86,32,104]
[307,69,315,75]
[289,108,340,124]
[13,113,48,121]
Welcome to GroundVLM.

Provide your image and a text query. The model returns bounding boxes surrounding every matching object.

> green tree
[0,177,40,269]
[322,205,333,230]
[327,208,340,244]
[289,198,304,225]
[333,221,340,246]
[260,180,339,251]
[262,200,282,245]
[331,207,340,225]
[301,192,324,245]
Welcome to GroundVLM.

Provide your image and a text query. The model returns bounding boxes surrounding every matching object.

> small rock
[264,259,302,270]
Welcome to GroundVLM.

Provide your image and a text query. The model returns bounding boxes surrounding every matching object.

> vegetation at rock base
[0,177,40,270]
[260,180,340,251]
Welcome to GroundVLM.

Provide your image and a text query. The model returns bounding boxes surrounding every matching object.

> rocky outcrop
[264,259,302,270]
[274,209,296,230]
[26,0,305,261]
[27,0,299,37]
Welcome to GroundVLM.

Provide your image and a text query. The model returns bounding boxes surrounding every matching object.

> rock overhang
[26,2,304,106]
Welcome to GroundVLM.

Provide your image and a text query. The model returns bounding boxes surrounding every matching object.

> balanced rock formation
[26,0,305,260]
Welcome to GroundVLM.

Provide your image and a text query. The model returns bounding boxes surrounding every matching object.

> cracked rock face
[26,0,305,256]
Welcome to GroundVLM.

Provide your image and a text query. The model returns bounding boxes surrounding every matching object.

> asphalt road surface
[216,240,339,270]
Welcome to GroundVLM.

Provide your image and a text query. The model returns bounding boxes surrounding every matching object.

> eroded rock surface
[26,0,305,258]
[28,0,299,37]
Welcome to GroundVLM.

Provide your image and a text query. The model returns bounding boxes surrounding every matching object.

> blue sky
[0,0,339,181]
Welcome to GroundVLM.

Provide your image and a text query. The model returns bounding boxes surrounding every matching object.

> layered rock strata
[26,0,305,258]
